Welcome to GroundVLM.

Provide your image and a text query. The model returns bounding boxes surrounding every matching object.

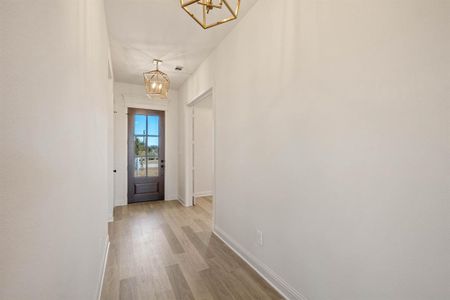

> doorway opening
[192,93,214,208]
[127,108,165,203]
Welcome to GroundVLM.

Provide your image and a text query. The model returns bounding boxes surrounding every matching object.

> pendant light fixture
[143,59,170,99]
[180,0,240,29]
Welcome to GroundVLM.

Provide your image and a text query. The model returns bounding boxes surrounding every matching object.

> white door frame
[185,88,216,222]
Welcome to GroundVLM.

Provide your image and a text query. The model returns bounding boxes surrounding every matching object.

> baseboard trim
[213,227,307,300]
[97,235,110,300]
[193,191,213,197]
[108,210,114,223]
[114,199,127,207]
[176,195,191,207]
[165,195,178,201]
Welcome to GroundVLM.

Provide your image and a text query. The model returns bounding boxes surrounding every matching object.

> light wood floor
[101,197,282,300]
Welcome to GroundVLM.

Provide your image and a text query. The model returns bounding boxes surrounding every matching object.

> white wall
[193,95,214,197]
[178,0,450,299]
[113,82,178,206]
[0,1,113,299]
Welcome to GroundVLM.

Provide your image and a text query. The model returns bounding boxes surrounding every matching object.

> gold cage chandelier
[180,0,240,29]
[143,59,170,99]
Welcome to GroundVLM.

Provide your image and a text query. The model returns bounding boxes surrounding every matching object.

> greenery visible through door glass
[134,136,146,157]
[147,136,159,177]
[147,137,159,158]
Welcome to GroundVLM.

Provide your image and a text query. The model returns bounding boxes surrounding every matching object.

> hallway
[101,198,281,300]
[2,1,449,299]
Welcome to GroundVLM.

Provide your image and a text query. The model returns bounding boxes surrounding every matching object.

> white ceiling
[105,0,258,89]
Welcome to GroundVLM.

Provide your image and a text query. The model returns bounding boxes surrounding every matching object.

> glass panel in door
[147,115,160,177]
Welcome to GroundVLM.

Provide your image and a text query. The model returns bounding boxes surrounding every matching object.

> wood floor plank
[165,264,195,300]
[119,277,139,300]
[161,223,185,254]
[174,262,214,299]
[199,267,234,300]
[181,225,215,259]
[194,218,210,231]
[206,259,255,300]
[232,267,283,300]
[144,255,177,300]
[193,205,211,218]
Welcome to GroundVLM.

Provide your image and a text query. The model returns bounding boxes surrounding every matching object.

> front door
[128,108,165,203]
